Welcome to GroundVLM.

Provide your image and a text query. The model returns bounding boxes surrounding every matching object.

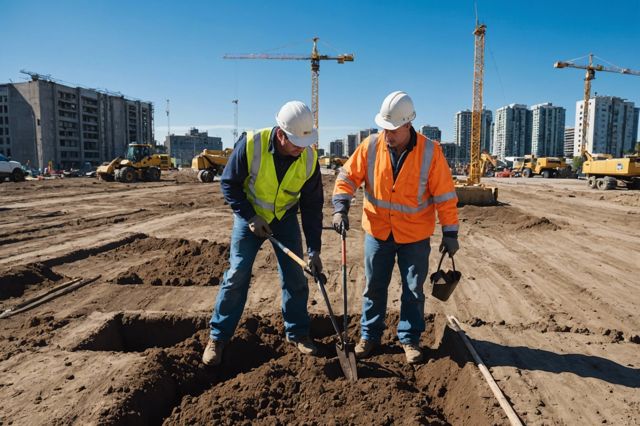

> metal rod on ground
[447,315,523,426]
[5,277,82,312]
[0,276,101,319]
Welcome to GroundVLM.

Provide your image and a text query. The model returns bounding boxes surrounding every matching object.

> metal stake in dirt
[267,235,358,382]
[339,228,357,379]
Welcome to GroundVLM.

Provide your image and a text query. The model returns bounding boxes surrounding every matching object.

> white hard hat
[374,91,416,130]
[275,101,318,147]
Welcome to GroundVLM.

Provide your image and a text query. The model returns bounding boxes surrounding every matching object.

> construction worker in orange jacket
[332,91,459,364]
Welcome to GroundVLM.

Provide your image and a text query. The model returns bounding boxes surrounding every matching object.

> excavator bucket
[455,184,498,206]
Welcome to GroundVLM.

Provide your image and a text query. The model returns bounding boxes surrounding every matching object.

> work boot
[202,338,225,366]
[354,339,377,359]
[402,343,423,364]
[286,336,318,355]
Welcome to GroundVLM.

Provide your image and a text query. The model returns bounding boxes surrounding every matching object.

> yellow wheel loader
[97,144,171,183]
[513,155,570,178]
[191,148,233,183]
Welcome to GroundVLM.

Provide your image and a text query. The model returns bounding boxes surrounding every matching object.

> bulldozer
[582,153,640,190]
[513,155,570,178]
[191,148,233,183]
[97,143,171,183]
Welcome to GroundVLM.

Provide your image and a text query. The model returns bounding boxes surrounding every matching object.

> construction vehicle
[582,153,640,190]
[454,21,498,205]
[319,155,348,170]
[513,155,570,178]
[97,143,170,183]
[554,54,640,190]
[191,148,233,183]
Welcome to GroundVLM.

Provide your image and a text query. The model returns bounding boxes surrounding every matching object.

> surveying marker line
[447,315,524,426]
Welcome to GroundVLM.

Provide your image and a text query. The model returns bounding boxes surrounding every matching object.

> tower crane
[554,54,640,158]
[224,37,354,137]
[454,21,497,205]
[467,23,487,185]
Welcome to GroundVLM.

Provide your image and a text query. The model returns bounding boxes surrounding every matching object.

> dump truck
[97,144,171,183]
[514,155,570,178]
[583,153,640,190]
[191,148,233,183]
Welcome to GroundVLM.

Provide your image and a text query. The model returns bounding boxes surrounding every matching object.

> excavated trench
[67,311,506,425]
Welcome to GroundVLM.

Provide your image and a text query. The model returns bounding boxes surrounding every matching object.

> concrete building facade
[357,128,378,145]
[564,127,575,158]
[345,133,357,156]
[574,96,638,157]
[454,109,492,162]
[165,127,222,167]
[0,79,153,170]
[440,142,458,167]
[419,125,442,141]
[492,104,532,160]
[329,139,344,157]
[531,103,565,157]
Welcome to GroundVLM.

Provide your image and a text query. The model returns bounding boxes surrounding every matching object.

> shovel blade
[336,342,358,382]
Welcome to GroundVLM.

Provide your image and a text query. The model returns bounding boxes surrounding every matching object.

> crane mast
[467,23,486,185]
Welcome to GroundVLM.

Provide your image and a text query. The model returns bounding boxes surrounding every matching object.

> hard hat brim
[284,127,318,148]
[375,113,403,130]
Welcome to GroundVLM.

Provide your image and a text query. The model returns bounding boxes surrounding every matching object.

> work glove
[332,212,349,234]
[308,251,323,275]
[248,215,272,238]
[439,236,459,257]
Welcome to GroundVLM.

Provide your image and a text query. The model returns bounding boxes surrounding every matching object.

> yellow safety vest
[244,128,317,223]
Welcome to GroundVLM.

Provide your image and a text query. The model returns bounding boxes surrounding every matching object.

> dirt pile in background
[94,313,502,426]
[460,205,561,232]
[111,237,229,286]
[0,263,64,300]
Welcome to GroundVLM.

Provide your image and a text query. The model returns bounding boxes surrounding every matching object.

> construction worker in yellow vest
[332,91,460,364]
[203,101,324,366]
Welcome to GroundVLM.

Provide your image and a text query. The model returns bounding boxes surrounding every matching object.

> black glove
[308,251,323,275]
[332,212,349,234]
[439,236,459,257]
[248,215,272,238]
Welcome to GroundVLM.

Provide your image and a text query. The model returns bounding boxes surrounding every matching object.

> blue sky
[2,0,639,151]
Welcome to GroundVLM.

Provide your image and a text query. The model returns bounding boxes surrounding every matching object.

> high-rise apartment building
[440,142,458,166]
[329,139,344,157]
[165,127,222,167]
[454,109,492,162]
[419,125,441,141]
[563,127,575,158]
[357,128,378,145]
[531,103,565,157]
[574,96,638,157]
[492,104,531,160]
[345,134,357,156]
[0,79,153,170]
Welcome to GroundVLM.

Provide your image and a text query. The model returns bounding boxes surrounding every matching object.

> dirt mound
[85,312,503,425]
[168,169,200,184]
[111,237,229,286]
[460,205,561,232]
[0,263,64,300]
[0,314,71,361]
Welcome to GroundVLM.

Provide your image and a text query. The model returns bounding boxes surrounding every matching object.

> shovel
[268,235,358,382]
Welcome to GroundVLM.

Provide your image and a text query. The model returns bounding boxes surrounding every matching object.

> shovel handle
[268,235,345,344]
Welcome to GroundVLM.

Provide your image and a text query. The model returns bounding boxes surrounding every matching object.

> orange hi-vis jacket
[333,131,459,243]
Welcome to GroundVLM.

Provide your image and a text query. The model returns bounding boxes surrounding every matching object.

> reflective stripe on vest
[365,133,436,212]
[244,128,316,221]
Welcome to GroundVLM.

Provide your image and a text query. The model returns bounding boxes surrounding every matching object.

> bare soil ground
[0,171,638,425]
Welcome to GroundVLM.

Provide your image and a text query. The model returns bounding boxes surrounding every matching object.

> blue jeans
[361,233,430,345]
[209,213,310,342]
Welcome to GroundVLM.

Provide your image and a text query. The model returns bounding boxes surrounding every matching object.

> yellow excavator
[97,143,171,183]
[191,148,233,183]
